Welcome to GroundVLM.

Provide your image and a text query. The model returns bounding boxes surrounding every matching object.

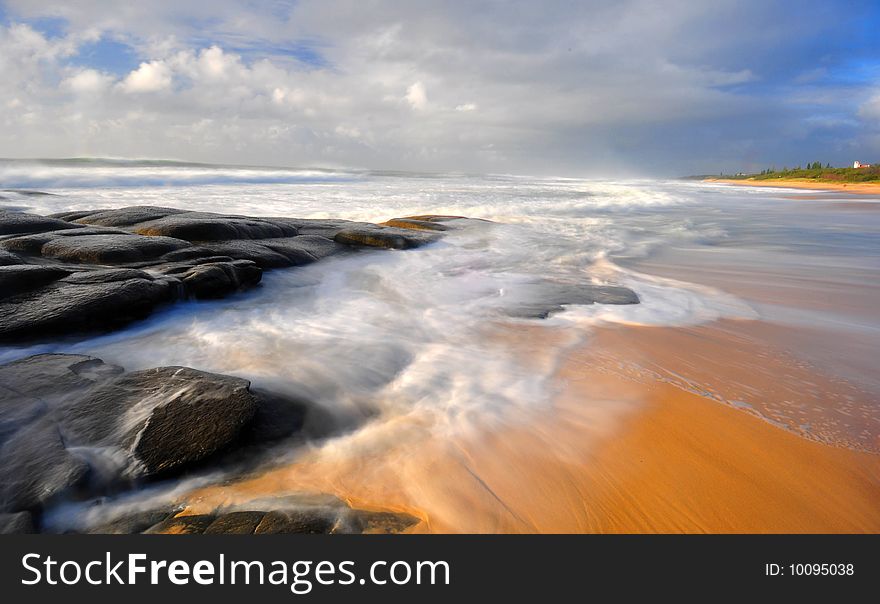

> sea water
[2,159,878,527]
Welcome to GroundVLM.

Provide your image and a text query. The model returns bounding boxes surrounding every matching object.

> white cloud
[0,0,874,174]
[858,93,880,123]
[405,81,428,110]
[119,60,172,93]
[63,68,114,94]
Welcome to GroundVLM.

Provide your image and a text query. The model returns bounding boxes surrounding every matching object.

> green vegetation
[723,163,880,183]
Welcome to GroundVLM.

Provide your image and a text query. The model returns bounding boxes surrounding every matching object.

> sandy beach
[179,317,880,533]
[705,178,880,195]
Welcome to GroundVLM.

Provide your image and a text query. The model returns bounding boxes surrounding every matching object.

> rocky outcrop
[0,206,444,343]
[505,280,641,319]
[0,354,320,517]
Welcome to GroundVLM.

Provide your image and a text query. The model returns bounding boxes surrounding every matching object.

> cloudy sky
[1,0,878,176]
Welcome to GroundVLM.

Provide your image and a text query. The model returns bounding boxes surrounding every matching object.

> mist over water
[3,159,878,528]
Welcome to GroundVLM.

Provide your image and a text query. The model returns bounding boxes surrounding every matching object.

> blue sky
[0,0,879,176]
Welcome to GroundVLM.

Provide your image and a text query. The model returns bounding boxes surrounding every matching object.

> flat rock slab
[107,498,420,535]
[505,280,640,319]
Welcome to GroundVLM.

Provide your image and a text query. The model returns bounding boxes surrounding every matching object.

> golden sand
[705,178,880,195]
[182,317,880,533]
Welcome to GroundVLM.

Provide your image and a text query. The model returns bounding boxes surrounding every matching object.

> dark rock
[0,276,175,342]
[197,236,343,269]
[74,497,421,534]
[203,511,266,534]
[0,385,43,446]
[243,388,309,443]
[178,260,262,298]
[0,353,123,404]
[260,235,344,261]
[254,510,335,534]
[0,249,21,266]
[132,214,297,241]
[0,418,89,512]
[281,218,357,239]
[87,509,177,534]
[347,510,421,534]
[0,353,334,523]
[0,207,449,341]
[158,246,221,262]
[0,210,81,235]
[61,366,258,476]
[154,256,237,274]
[0,226,131,255]
[0,511,35,534]
[65,206,188,227]
[506,281,640,319]
[194,240,306,268]
[0,265,71,300]
[143,514,215,535]
[40,233,191,264]
[0,354,122,447]
[60,268,155,284]
[48,210,106,222]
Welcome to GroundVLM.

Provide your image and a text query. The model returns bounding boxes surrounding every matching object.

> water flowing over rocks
[0,203,642,534]
[0,355,323,521]
[0,206,444,343]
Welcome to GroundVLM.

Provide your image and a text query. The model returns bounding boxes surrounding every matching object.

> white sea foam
[0,161,757,431]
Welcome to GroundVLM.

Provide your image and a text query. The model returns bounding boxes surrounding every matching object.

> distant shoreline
[705,178,880,195]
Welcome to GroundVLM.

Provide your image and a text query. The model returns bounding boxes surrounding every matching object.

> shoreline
[704,177,880,195]
[180,319,880,533]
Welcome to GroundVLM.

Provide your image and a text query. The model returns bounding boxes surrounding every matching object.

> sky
[0,0,879,177]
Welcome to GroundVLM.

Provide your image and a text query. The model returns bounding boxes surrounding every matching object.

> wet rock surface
[505,280,641,319]
[0,206,444,343]
[0,354,325,523]
[0,511,35,534]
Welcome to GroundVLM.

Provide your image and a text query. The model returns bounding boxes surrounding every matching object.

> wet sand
[705,178,880,195]
[181,318,880,533]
